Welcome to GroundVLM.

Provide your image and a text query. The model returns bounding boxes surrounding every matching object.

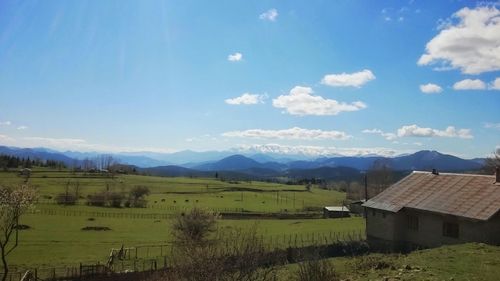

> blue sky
[0,0,499,158]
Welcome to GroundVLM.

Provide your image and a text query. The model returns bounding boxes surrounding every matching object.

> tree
[129,186,150,207]
[0,185,36,281]
[367,160,394,198]
[172,207,219,244]
[483,150,500,174]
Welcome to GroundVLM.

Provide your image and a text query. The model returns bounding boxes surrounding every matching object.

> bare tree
[172,207,219,244]
[158,209,280,281]
[367,160,394,198]
[0,185,36,281]
[483,150,500,174]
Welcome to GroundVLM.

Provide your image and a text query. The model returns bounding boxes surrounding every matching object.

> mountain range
[0,145,486,180]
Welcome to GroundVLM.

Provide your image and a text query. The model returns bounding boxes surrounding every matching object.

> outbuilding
[323,206,350,218]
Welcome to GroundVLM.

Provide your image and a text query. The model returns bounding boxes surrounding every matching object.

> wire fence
[1,228,365,281]
[28,206,325,220]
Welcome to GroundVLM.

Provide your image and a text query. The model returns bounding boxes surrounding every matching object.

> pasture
[1,170,346,212]
[0,169,364,269]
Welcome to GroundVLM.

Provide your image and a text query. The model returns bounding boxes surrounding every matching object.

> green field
[0,169,364,270]
[278,243,500,281]
[1,170,346,212]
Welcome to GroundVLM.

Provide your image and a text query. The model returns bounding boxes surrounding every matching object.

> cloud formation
[418,6,500,74]
[17,126,28,130]
[364,124,473,140]
[227,52,243,62]
[0,121,11,126]
[453,79,487,90]
[225,93,266,105]
[396,124,473,139]
[259,9,278,21]
[0,134,175,153]
[484,122,500,130]
[236,143,398,157]
[321,69,375,88]
[489,77,500,90]
[420,83,443,94]
[362,129,397,141]
[222,127,351,140]
[272,86,367,116]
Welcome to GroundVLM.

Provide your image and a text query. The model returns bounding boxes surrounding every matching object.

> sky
[0,0,499,158]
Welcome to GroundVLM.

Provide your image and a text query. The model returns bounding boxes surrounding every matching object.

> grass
[0,168,363,269]
[278,243,500,281]
[1,169,346,213]
[9,214,364,268]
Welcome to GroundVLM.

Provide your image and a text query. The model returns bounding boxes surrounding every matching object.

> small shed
[18,168,32,176]
[349,199,366,215]
[323,206,350,218]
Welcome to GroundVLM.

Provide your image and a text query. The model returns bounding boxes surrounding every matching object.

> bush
[107,192,125,208]
[129,185,150,207]
[172,207,219,243]
[295,258,338,281]
[55,193,77,205]
[87,192,106,207]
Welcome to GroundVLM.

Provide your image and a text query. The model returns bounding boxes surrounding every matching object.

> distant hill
[285,166,362,181]
[0,146,78,166]
[0,146,485,178]
[193,155,287,171]
[388,150,483,171]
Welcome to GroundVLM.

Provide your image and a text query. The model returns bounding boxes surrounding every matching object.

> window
[407,215,419,231]
[382,212,386,218]
[372,209,376,216]
[443,222,459,238]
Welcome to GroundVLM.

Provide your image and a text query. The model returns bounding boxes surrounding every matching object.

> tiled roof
[363,171,500,221]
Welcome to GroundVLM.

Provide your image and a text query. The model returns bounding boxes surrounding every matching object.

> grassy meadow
[0,168,364,269]
[278,243,500,281]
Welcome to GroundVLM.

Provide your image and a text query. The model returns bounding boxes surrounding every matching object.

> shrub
[172,207,219,243]
[87,192,106,207]
[295,258,338,281]
[107,192,125,208]
[55,193,77,205]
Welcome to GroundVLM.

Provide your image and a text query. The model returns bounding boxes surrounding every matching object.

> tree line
[0,154,66,170]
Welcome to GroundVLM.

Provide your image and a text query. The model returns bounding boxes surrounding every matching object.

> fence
[29,206,324,220]
[1,228,365,281]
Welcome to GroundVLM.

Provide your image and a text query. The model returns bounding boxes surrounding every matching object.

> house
[323,206,350,218]
[363,169,500,252]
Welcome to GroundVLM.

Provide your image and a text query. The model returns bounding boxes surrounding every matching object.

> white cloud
[272,86,367,116]
[420,83,443,94]
[236,143,398,157]
[227,52,243,62]
[0,134,15,143]
[453,79,486,90]
[418,6,500,74]
[222,127,351,141]
[225,93,266,105]
[484,122,500,130]
[259,9,278,21]
[396,124,473,139]
[0,121,11,126]
[17,126,28,130]
[364,125,473,140]
[489,77,500,90]
[0,134,175,153]
[362,128,397,141]
[321,69,376,88]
